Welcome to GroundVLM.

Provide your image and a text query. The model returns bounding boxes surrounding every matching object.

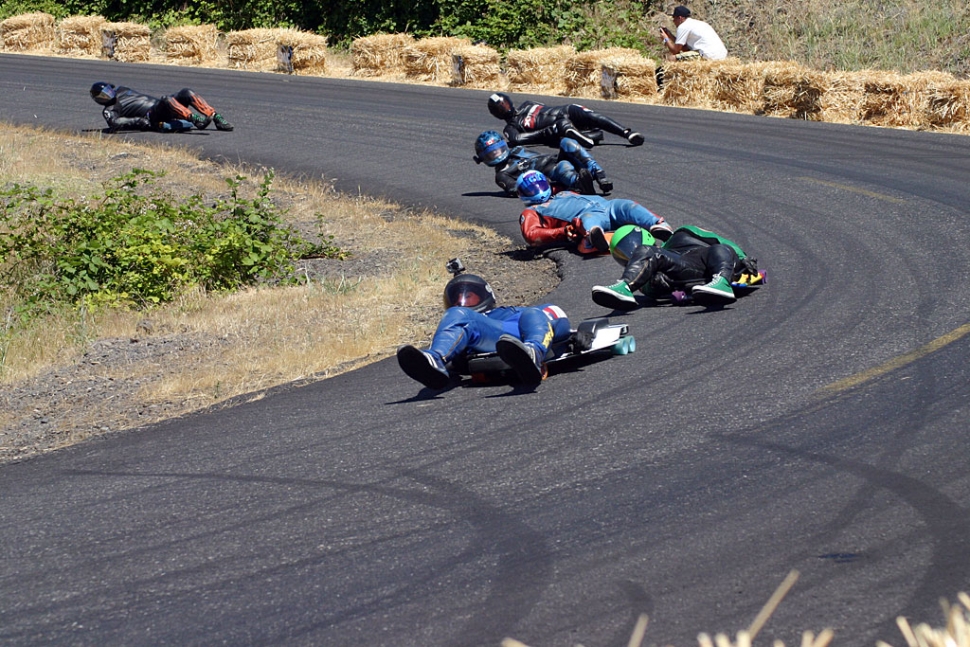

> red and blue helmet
[474,130,510,167]
[516,170,552,205]
[90,81,117,105]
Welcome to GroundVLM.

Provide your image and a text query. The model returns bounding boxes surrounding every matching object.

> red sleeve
[519,208,570,247]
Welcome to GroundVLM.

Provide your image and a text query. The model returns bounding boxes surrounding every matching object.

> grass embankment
[0,124,551,448]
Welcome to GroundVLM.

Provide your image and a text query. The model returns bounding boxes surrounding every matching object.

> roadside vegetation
[0,125,552,451]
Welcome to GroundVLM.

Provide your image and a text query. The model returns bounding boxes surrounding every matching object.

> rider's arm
[520,208,571,247]
[102,106,151,132]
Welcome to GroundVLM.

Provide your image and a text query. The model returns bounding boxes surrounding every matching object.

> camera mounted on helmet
[443,258,496,313]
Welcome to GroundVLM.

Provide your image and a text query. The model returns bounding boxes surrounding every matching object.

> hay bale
[707,59,769,113]
[54,15,105,57]
[162,24,220,66]
[403,36,471,84]
[226,28,280,71]
[450,43,502,88]
[565,47,641,97]
[658,59,721,108]
[601,52,658,101]
[0,12,55,52]
[276,29,327,75]
[506,45,575,95]
[351,33,414,77]
[855,70,955,128]
[818,70,866,124]
[924,79,970,131]
[760,61,828,120]
[101,21,151,62]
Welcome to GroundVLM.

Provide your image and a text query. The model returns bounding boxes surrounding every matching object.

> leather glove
[565,216,586,242]
[650,272,674,292]
[739,256,759,276]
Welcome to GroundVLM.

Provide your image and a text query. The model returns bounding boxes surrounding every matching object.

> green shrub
[0,169,341,312]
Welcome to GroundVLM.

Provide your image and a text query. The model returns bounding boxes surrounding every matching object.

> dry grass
[0,124,551,437]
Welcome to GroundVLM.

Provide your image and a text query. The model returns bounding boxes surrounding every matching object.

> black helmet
[487,92,515,120]
[443,274,496,312]
[90,81,116,105]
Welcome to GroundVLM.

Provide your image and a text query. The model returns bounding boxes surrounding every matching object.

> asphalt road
[1,53,969,647]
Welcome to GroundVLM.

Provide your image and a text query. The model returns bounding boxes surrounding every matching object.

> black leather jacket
[101,86,161,132]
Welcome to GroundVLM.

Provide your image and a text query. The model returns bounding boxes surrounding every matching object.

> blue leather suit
[530,192,663,233]
[429,304,571,364]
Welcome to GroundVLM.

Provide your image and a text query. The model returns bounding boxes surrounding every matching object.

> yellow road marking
[819,323,970,395]
[800,177,906,203]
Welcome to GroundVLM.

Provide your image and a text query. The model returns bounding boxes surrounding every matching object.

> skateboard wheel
[613,338,630,355]
[626,336,636,353]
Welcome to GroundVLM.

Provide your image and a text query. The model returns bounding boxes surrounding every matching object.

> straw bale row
[1,12,969,132]
[657,59,970,129]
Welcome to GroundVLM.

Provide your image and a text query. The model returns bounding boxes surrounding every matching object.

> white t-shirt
[675,17,727,60]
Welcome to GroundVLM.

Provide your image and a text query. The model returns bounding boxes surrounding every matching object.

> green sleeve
[666,225,746,259]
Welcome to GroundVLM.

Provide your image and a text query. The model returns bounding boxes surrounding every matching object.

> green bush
[0,169,341,312]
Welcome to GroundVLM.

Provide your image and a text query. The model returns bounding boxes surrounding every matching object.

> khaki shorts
[674,50,702,62]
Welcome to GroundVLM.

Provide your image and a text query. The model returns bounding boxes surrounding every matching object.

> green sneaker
[591,280,639,310]
[213,113,234,131]
[691,275,736,304]
[189,111,210,130]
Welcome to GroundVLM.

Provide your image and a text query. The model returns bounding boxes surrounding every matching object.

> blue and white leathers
[531,192,662,232]
[428,304,571,364]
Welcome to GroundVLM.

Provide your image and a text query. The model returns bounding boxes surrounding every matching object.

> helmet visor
[444,277,494,312]
[92,84,116,105]
[480,140,508,166]
[610,226,656,264]
[517,172,551,204]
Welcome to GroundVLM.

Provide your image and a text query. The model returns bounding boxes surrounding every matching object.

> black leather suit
[622,228,742,293]
[502,101,628,147]
[493,138,604,196]
[101,87,212,132]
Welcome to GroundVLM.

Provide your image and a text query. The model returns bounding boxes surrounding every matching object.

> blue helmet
[90,81,116,105]
[474,130,510,167]
[516,170,552,205]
